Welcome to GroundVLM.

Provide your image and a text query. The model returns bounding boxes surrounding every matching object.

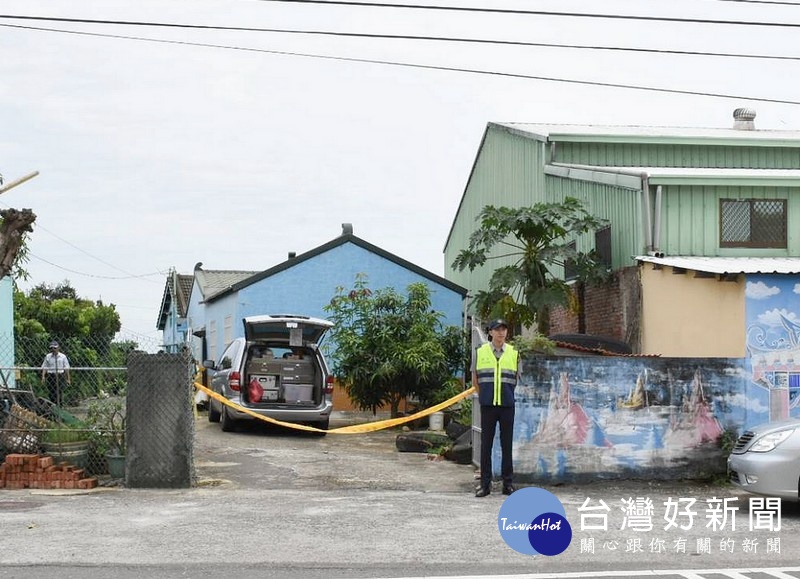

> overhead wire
[2,22,799,105]
[27,252,165,280]
[245,0,800,28]
[0,15,799,61]
[0,201,166,281]
[4,10,800,28]
[712,0,800,4]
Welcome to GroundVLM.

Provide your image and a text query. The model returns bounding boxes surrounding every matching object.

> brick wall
[548,266,642,351]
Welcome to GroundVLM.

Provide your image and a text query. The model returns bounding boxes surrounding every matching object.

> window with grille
[720,199,787,248]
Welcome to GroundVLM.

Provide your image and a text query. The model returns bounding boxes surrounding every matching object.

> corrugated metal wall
[546,176,643,268]
[555,143,800,168]
[660,185,800,256]
[445,126,800,318]
[444,126,645,300]
[445,126,547,295]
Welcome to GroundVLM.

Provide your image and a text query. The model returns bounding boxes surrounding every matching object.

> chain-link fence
[0,333,194,488]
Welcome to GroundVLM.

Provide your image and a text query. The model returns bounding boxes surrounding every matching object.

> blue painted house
[156,268,194,353]
[183,265,258,363]
[193,224,467,365]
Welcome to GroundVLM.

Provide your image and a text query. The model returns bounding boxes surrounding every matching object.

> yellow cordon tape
[192,381,475,434]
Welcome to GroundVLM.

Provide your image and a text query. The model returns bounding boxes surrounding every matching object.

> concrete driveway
[3,411,800,578]
[193,410,478,493]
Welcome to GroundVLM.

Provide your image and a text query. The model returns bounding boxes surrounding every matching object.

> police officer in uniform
[472,319,519,497]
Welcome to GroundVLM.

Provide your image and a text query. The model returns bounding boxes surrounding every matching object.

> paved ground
[192,410,478,493]
[1,411,800,578]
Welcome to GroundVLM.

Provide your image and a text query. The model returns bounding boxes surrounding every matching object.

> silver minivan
[203,314,334,434]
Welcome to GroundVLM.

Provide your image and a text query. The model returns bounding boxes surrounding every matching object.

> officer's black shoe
[475,487,491,498]
[502,484,516,495]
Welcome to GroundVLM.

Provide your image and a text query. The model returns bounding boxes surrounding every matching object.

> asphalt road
[1,412,800,579]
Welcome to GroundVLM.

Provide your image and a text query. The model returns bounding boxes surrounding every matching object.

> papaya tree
[452,197,610,335]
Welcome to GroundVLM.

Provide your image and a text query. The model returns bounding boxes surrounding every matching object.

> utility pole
[0,171,39,194]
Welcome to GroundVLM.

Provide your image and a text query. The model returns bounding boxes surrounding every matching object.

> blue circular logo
[497,487,572,556]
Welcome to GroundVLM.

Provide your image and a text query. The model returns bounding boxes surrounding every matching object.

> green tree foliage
[452,197,610,335]
[13,281,126,402]
[323,275,468,418]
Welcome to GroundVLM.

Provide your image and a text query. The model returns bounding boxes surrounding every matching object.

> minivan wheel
[220,405,236,432]
[208,400,221,423]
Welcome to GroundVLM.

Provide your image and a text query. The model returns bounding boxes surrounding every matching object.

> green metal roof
[550,163,800,187]
[497,122,800,148]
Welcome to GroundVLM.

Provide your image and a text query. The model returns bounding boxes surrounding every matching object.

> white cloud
[757,308,799,327]
[794,284,800,295]
[746,281,781,300]
[725,392,770,414]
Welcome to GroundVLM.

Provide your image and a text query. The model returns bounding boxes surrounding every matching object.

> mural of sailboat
[531,372,611,448]
[663,369,723,447]
[620,371,648,410]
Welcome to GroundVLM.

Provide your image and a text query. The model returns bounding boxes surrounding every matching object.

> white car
[727,417,800,501]
[203,315,334,434]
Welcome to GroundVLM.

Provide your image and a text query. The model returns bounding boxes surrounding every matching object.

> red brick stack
[0,453,98,490]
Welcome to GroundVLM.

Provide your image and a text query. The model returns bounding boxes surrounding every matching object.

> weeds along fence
[0,332,179,481]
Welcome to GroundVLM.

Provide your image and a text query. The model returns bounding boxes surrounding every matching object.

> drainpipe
[547,163,655,256]
[641,175,653,253]
[653,185,663,254]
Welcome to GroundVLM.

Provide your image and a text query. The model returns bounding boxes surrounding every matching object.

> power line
[30,224,160,280]
[248,0,800,28]
[713,0,800,4]
[28,252,165,280]
[3,22,799,105]
[0,198,164,281]
[0,15,798,61]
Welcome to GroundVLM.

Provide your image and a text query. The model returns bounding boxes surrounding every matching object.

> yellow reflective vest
[475,342,518,407]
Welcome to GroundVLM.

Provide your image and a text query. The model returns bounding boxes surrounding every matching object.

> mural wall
[497,357,751,483]
[745,274,800,422]
[478,273,800,483]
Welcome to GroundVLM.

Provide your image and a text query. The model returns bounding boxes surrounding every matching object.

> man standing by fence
[41,341,71,406]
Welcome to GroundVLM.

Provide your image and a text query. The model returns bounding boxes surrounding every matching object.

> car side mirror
[202,360,216,370]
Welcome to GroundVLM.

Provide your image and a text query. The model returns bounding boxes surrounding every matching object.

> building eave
[635,255,800,275]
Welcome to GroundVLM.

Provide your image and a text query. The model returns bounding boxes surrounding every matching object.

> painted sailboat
[532,372,611,448]
[620,371,648,410]
[663,369,722,447]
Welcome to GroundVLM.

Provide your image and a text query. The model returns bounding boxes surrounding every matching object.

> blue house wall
[160,306,186,353]
[185,279,208,361]
[204,241,465,363]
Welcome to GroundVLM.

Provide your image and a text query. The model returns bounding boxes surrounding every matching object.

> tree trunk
[390,395,401,419]
[0,208,36,279]
[577,281,586,334]
[537,304,551,336]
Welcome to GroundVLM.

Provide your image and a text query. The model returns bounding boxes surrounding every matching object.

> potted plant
[85,396,126,478]
[41,425,91,470]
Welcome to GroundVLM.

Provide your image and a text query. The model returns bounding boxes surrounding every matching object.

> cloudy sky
[2,0,800,349]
